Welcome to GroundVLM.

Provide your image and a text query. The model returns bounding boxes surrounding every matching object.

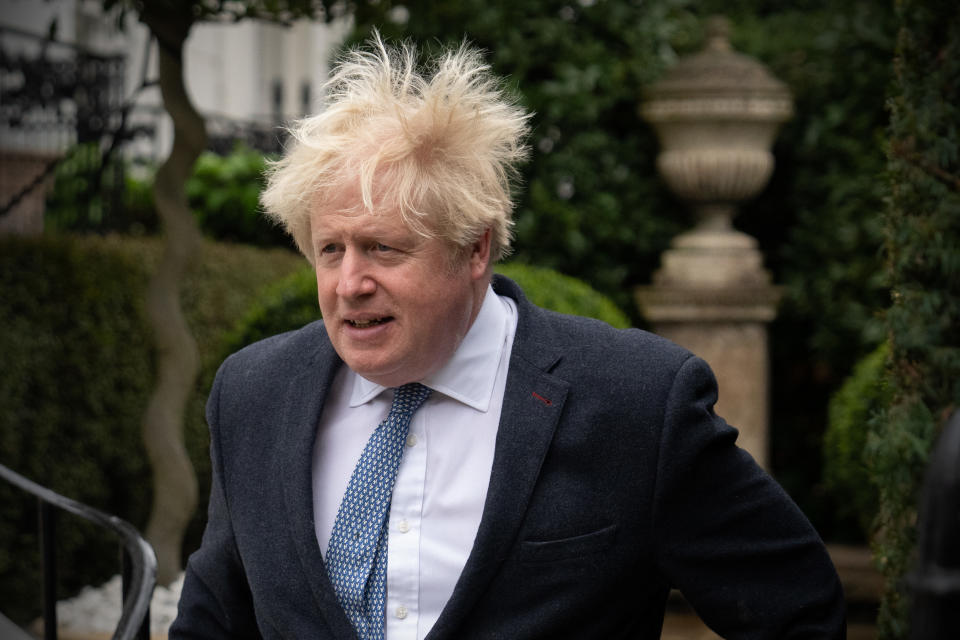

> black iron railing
[206,113,288,156]
[0,24,129,228]
[0,463,156,640]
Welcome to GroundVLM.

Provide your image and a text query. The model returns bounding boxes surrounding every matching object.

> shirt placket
[385,410,427,639]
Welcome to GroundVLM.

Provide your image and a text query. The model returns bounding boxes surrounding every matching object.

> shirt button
[406,434,418,447]
[398,519,410,533]
[395,605,408,619]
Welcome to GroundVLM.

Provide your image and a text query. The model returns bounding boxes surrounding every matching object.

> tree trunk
[140,13,206,586]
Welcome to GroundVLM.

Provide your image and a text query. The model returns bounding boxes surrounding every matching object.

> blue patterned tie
[325,383,432,639]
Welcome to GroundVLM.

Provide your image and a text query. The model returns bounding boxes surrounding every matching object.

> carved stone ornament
[637,15,793,291]
[639,15,792,232]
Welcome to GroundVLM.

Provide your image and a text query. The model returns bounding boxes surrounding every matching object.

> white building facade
[0,0,347,233]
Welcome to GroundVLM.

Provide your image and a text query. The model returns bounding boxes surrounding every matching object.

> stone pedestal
[636,226,780,469]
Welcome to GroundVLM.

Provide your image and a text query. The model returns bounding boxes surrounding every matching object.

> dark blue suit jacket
[171,275,845,639]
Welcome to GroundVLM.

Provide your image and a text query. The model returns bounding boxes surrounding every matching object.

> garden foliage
[47,144,292,248]
[822,342,887,540]
[0,235,304,624]
[187,146,292,248]
[867,0,960,635]
[0,236,154,624]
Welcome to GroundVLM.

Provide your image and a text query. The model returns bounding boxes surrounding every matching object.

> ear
[469,228,492,280]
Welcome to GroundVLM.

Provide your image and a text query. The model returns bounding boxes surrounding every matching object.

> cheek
[420,284,473,338]
[315,272,336,310]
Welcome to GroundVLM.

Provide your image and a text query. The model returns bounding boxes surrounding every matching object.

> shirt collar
[349,284,513,412]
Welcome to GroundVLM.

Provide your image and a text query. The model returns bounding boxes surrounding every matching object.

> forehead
[310,208,412,243]
[309,179,438,241]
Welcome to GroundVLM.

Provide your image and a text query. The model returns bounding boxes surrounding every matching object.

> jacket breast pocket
[518,523,618,564]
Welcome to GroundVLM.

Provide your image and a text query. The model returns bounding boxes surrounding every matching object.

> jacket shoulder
[216,319,332,386]
[493,272,691,373]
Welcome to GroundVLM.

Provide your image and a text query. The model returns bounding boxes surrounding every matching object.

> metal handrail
[0,463,156,640]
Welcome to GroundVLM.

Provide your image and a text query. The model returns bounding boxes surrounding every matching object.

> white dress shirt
[312,285,518,639]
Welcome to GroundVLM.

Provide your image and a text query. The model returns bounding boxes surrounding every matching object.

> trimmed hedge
[0,234,303,624]
[221,260,631,358]
[0,236,154,624]
[869,0,960,635]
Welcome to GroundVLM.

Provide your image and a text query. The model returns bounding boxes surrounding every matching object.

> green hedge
[0,234,303,624]
[221,261,631,358]
[0,236,154,624]
[869,0,960,635]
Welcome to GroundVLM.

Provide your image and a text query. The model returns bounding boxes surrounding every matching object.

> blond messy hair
[260,33,531,263]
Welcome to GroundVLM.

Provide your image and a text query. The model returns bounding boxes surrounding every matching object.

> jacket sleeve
[652,355,846,639]
[169,360,263,640]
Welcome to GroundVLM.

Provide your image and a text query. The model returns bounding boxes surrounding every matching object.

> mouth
[346,316,393,329]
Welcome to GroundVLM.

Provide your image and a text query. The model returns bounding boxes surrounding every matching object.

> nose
[335,249,376,298]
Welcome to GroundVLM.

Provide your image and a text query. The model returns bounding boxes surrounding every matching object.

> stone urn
[638,15,792,289]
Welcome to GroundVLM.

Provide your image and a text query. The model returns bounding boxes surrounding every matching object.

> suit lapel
[429,279,570,638]
[277,324,358,638]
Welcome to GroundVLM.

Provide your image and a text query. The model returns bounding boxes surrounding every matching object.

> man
[171,35,845,639]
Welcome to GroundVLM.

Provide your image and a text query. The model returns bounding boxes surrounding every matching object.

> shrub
[822,342,888,540]
[497,262,631,329]
[187,146,292,248]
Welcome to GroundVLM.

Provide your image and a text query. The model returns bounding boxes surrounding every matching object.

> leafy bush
[0,234,304,624]
[822,342,887,540]
[220,261,630,360]
[187,146,292,248]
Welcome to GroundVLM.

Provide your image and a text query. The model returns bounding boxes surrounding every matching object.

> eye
[317,243,341,256]
[375,243,394,252]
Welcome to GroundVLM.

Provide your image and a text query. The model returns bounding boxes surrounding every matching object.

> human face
[310,199,491,388]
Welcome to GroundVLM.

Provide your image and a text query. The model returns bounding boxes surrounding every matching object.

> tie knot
[391,383,432,417]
